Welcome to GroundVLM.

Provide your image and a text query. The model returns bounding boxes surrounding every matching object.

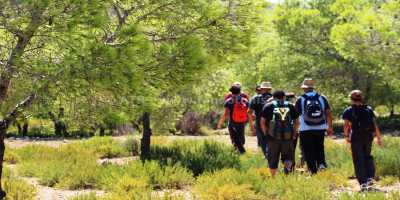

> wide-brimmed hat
[301,78,315,89]
[231,82,241,89]
[349,90,363,101]
[260,81,272,89]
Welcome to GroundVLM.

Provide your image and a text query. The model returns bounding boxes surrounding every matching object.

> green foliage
[194,168,339,200]
[2,167,36,200]
[149,140,240,176]
[338,192,400,200]
[68,137,132,158]
[98,161,194,191]
[373,137,400,177]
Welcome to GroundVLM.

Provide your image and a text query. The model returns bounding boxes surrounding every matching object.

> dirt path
[23,177,104,200]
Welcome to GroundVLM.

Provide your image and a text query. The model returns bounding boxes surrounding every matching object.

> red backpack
[228,95,249,123]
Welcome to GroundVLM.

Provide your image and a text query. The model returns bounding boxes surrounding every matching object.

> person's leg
[236,123,246,154]
[364,138,376,182]
[351,140,368,186]
[300,132,318,174]
[291,137,298,170]
[281,140,295,174]
[267,140,279,176]
[228,122,241,153]
[255,122,267,158]
[316,130,327,169]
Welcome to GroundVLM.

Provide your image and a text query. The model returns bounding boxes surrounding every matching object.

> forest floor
[4,134,399,200]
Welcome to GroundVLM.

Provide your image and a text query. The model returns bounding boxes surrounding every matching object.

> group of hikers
[217,78,383,192]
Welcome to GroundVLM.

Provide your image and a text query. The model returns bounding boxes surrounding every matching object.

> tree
[0,0,267,193]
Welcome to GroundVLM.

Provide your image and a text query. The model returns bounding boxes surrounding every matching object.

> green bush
[373,137,400,177]
[194,168,338,200]
[339,192,400,200]
[149,140,240,176]
[4,147,20,164]
[376,115,400,131]
[98,161,194,191]
[16,145,99,189]
[2,167,36,200]
[69,136,131,158]
[122,137,141,156]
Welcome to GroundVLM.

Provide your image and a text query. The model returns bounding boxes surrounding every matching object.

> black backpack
[351,105,375,134]
[269,101,294,140]
[302,94,325,125]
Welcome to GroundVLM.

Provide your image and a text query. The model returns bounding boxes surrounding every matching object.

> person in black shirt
[249,82,273,158]
[260,90,300,176]
[342,90,383,192]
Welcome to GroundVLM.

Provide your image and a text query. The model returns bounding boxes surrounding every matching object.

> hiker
[217,82,250,154]
[295,78,333,174]
[342,90,383,192]
[286,92,305,169]
[260,91,300,176]
[249,82,273,158]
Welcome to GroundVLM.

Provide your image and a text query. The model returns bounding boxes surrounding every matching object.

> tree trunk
[140,112,152,161]
[0,127,5,192]
[390,105,395,117]
[22,122,28,137]
[99,125,105,136]
[16,121,22,135]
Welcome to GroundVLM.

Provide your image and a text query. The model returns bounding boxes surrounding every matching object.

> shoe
[0,190,6,199]
[360,183,370,192]
[318,164,327,171]
[283,167,290,175]
[367,178,374,187]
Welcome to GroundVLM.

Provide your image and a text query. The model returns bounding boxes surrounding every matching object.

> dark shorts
[267,139,294,169]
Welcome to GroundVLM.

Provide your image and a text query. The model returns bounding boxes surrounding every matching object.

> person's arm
[260,117,268,135]
[343,119,351,143]
[293,118,300,139]
[326,109,334,137]
[374,119,383,146]
[217,108,229,129]
[248,109,256,136]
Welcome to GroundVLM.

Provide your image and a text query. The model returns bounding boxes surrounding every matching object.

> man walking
[343,90,382,192]
[260,91,299,176]
[217,82,250,154]
[295,78,333,174]
[249,82,273,158]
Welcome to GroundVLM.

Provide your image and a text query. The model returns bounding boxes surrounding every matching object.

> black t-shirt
[342,105,376,140]
[250,93,272,121]
[261,101,299,122]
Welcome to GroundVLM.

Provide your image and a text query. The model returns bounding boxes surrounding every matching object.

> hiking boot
[318,164,327,171]
[360,183,370,192]
[283,167,290,175]
[0,190,6,199]
[367,178,374,187]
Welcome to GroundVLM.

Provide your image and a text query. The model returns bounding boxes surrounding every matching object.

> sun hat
[301,78,315,89]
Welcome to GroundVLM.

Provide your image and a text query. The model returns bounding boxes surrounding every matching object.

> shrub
[122,137,140,156]
[69,136,131,158]
[149,140,240,176]
[194,168,336,200]
[338,192,400,200]
[2,167,36,200]
[98,161,194,191]
[4,147,20,164]
[373,137,400,177]
[17,145,100,189]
